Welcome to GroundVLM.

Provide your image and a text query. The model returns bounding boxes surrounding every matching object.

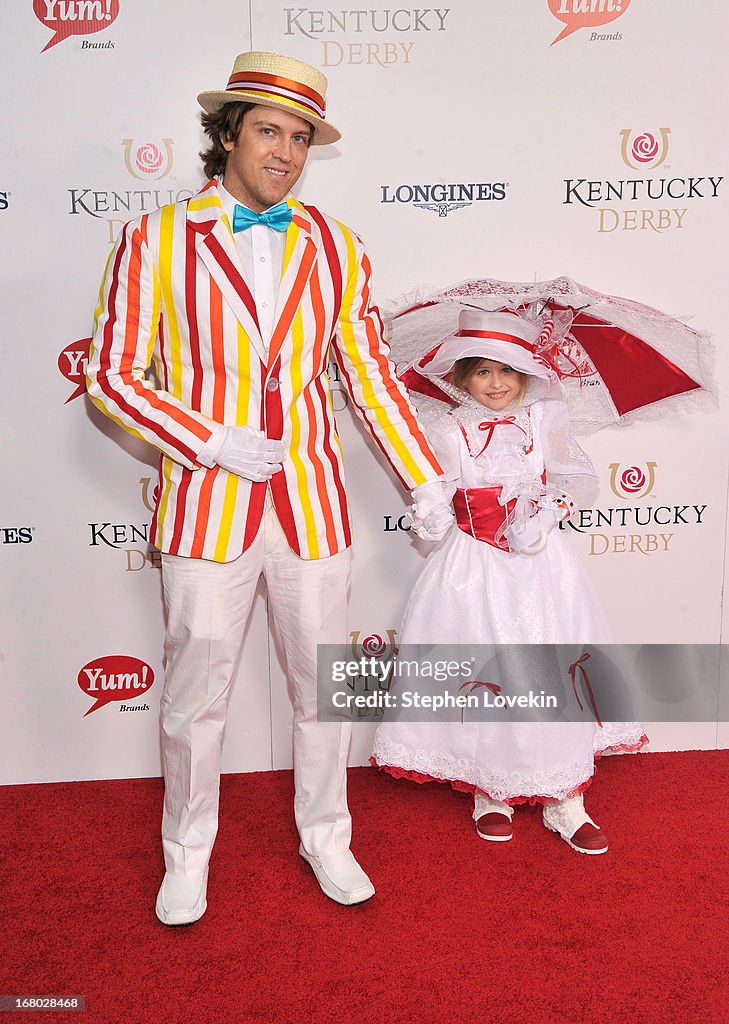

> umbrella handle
[519,530,549,556]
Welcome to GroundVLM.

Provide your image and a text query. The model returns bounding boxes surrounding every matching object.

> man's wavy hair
[199,102,254,180]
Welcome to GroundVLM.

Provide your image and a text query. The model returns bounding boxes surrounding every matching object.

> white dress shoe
[299,846,375,905]
[155,870,208,925]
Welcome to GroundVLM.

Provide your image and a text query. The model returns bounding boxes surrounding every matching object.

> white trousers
[160,499,352,877]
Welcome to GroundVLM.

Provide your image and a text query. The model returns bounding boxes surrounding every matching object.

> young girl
[371,309,646,853]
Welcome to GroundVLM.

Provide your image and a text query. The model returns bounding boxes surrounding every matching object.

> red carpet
[3,750,729,1023]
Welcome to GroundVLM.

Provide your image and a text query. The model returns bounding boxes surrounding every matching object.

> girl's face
[465,359,525,411]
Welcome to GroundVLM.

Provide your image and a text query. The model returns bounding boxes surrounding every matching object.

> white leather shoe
[155,870,208,925]
[299,846,375,905]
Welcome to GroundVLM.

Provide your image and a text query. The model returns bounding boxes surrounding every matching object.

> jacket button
[266,378,280,392]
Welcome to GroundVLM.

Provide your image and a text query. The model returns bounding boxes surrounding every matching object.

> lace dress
[371,396,647,804]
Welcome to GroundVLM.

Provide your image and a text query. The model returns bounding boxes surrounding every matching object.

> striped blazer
[87,179,442,561]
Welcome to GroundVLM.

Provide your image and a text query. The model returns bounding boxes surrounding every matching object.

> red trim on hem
[595,734,649,759]
[370,759,592,807]
[370,732,649,807]
[369,757,594,807]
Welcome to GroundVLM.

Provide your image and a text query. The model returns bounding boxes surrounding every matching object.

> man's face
[222,104,312,212]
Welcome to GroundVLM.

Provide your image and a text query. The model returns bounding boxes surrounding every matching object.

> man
[87,51,451,925]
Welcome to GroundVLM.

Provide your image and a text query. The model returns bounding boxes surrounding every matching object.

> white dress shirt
[219,180,287,348]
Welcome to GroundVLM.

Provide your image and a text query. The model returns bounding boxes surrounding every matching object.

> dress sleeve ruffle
[537,399,599,518]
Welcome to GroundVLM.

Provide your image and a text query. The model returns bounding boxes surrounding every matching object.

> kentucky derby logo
[122,139,174,180]
[140,477,161,514]
[349,630,398,661]
[609,462,657,500]
[561,126,723,235]
[620,129,671,170]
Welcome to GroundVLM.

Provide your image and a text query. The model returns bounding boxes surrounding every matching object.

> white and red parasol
[388,277,714,434]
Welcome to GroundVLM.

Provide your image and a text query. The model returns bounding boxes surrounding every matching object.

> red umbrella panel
[387,277,714,434]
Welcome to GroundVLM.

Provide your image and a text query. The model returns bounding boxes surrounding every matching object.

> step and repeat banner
[2,1,728,784]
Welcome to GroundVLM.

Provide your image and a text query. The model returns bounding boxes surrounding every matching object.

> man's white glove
[408,479,455,543]
[197,425,285,482]
[506,507,559,555]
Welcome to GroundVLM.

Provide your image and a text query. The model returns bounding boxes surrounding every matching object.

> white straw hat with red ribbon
[198,51,340,145]
[417,310,558,381]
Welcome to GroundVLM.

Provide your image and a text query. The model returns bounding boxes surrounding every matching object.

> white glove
[506,507,559,555]
[408,479,455,543]
[197,425,285,482]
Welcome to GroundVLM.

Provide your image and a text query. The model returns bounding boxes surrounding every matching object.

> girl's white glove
[408,480,455,543]
[198,425,285,482]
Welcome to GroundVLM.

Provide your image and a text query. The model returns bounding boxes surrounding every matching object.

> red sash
[452,487,515,551]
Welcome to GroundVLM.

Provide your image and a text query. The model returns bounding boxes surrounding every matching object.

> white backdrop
[1,0,728,784]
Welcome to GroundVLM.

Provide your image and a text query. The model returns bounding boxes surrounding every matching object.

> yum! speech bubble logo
[34,0,120,53]
[548,0,631,45]
[78,655,155,716]
[58,338,91,403]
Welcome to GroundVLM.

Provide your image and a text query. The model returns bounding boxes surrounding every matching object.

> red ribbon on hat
[226,70,327,118]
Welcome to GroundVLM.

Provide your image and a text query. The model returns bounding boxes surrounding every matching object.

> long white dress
[371,395,646,803]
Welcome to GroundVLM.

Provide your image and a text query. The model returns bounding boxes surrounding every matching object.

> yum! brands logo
[122,139,174,181]
[548,0,630,45]
[34,0,120,52]
[58,338,91,403]
[78,654,155,716]
[563,128,724,235]
[620,129,671,171]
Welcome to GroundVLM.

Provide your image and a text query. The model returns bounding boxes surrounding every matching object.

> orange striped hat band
[226,71,326,118]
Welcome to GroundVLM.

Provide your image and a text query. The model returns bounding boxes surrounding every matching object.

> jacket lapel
[186,180,267,365]
[268,199,318,370]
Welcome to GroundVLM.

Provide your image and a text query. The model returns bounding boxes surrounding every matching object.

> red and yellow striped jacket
[87,179,442,561]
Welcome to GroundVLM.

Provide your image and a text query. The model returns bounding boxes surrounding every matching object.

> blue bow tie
[232,201,292,233]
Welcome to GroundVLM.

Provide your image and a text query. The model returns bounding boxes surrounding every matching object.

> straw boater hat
[197,51,340,146]
[418,310,556,381]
